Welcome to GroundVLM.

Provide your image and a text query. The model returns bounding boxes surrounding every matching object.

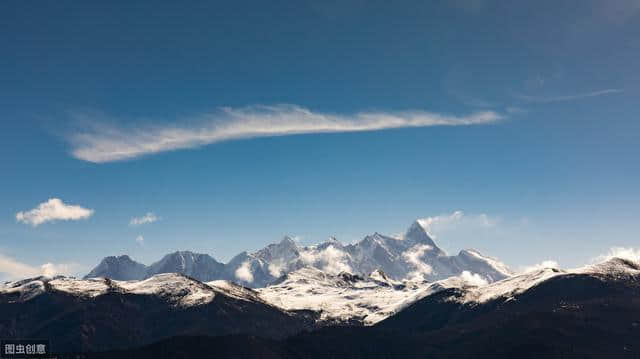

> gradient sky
[1,0,639,279]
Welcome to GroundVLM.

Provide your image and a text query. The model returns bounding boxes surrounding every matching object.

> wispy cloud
[402,244,434,281]
[416,211,499,239]
[594,247,640,263]
[519,260,560,274]
[234,261,254,283]
[459,270,489,286]
[516,89,623,103]
[16,198,94,227]
[299,244,353,275]
[135,235,145,246]
[68,105,502,163]
[130,212,159,226]
[0,253,81,281]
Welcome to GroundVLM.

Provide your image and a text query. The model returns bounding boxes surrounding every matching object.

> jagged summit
[254,236,299,261]
[404,220,442,251]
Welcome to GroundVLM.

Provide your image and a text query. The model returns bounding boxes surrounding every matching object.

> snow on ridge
[114,273,216,306]
[0,277,47,302]
[455,257,640,305]
[458,267,564,304]
[257,266,458,325]
[206,280,262,302]
[49,277,111,297]
[459,249,513,277]
[1,273,267,307]
[573,257,640,277]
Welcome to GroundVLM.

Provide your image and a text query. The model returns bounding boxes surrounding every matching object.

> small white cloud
[459,271,489,286]
[16,198,94,227]
[0,253,81,280]
[135,235,145,246]
[299,245,353,274]
[594,247,640,263]
[268,261,284,277]
[520,260,560,274]
[68,105,502,163]
[235,261,254,283]
[130,212,159,226]
[40,262,82,277]
[402,244,433,280]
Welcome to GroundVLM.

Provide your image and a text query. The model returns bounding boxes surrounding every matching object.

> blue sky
[1,0,639,279]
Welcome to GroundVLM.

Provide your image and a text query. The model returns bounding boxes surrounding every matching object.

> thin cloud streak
[68,105,502,163]
[516,89,623,103]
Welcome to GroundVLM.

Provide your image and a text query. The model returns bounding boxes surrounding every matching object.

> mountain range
[84,220,511,287]
[3,257,639,357]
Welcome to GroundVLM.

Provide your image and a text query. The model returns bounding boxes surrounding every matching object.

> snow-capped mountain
[84,255,147,280]
[146,251,225,282]
[84,219,512,287]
